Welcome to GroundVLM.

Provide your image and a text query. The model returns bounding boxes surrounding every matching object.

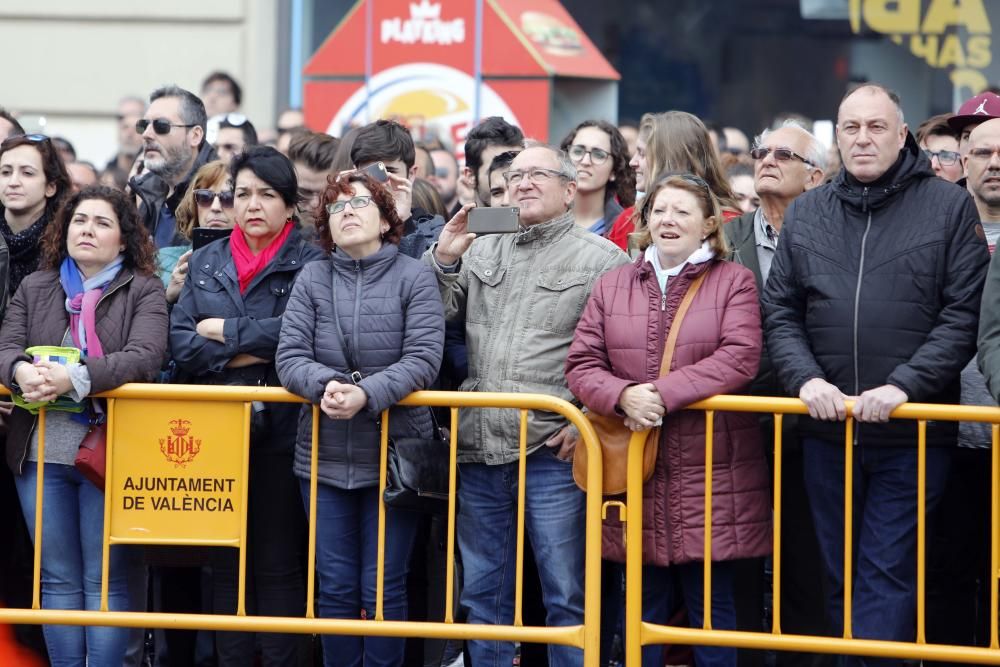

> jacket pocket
[529,270,591,333]
[466,258,505,325]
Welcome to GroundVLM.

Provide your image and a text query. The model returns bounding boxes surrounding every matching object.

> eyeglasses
[0,133,50,151]
[136,118,197,136]
[750,146,814,166]
[326,195,373,215]
[568,145,610,165]
[503,167,567,187]
[966,147,1000,162]
[193,189,235,209]
[924,149,960,166]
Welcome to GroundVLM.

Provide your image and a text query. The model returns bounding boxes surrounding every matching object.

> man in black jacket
[130,85,218,248]
[762,84,989,663]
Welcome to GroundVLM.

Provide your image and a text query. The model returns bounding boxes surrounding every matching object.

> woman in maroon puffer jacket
[566,174,771,667]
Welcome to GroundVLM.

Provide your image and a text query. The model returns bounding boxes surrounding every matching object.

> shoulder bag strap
[658,268,710,377]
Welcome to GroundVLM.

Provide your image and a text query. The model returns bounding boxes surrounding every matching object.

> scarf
[60,255,124,357]
[1,210,49,295]
[644,241,715,294]
[230,221,293,293]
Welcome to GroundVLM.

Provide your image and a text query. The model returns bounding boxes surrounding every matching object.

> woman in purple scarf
[0,185,168,666]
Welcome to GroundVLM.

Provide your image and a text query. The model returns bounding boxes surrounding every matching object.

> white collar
[644,240,715,276]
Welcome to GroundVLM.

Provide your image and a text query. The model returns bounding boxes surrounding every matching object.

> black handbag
[330,268,451,514]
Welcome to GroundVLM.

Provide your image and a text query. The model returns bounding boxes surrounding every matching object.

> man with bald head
[764,83,988,660]
[427,144,627,667]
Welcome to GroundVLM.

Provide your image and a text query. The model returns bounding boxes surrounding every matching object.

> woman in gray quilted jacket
[276,171,444,667]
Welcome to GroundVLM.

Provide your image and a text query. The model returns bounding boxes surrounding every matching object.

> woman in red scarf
[169,146,324,666]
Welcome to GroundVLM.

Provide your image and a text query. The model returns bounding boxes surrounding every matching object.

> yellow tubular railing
[1,385,604,666]
[630,394,1000,665]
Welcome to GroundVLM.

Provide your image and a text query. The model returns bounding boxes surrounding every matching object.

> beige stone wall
[0,0,280,166]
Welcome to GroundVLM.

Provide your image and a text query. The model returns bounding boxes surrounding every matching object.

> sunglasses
[750,146,814,166]
[136,118,197,136]
[924,149,960,166]
[193,189,235,209]
[326,195,373,215]
[219,113,249,127]
[0,133,50,151]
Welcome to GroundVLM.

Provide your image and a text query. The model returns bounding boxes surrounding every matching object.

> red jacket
[566,256,771,566]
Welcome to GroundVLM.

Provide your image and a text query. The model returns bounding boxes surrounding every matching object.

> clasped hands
[798,378,907,423]
[321,380,368,420]
[15,360,74,404]
[618,383,666,432]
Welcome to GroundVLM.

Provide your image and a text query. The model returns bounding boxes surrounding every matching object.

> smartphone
[362,161,389,183]
[192,227,231,250]
[468,206,520,234]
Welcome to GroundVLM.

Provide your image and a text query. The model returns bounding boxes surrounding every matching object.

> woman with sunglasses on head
[0,134,73,305]
[159,160,236,304]
[0,185,167,666]
[276,171,444,667]
[169,146,323,666]
[566,174,771,667]
[560,120,636,236]
[608,111,741,252]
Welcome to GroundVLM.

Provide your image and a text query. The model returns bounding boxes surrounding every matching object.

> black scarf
[0,209,49,296]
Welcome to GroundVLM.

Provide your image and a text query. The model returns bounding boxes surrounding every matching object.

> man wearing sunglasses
[130,85,218,249]
[763,83,989,661]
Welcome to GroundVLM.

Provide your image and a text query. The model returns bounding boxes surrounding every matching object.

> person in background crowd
[608,111,740,251]
[725,121,829,667]
[763,84,989,664]
[0,134,73,297]
[462,116,524,207]
[427,144,628,667]
[288,130,339,238]
[723,127,750,156]
[169,146,323,666]
[618,121,638,158]
[131,85,218,249]
[99,165,128,191]
[559,119,636,236]
[486,150,521,208]
[0,185,167,667]
[567,173,770,667]
[213,113,258,165]
[0,108,24,143]
[275,109,306,156]
[200,71,242,119]
[51,138,75,165]
[915,113,963,183]
[350,120,445,259]
[413,143,435,179]
[277,171,444,667]
[727,161,759,214]
[66,161,99,194]
[411,177,447,219]
[107,96,146,174]
[950,91,1000,159]
[930,116,1000,653]
[429,147,461,216]
[159,159,234,303]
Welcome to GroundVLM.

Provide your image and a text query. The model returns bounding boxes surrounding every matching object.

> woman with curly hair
[560,119,636,236]
[0,184,167,666]
[276,171,444,667]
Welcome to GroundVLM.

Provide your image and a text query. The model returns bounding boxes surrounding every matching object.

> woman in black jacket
[169,146,323,666]
[276,172,444,667]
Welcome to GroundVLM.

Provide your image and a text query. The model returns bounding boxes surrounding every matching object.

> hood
[832,132,934,212]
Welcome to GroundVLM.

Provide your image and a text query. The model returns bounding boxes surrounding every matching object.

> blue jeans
[802,438,950,667]
[641,561,737,667]
[458,447,586,667]
[301,480,419,667]
[15,462,130,667]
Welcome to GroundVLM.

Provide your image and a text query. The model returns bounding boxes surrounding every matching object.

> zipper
[851,194,872,447]
[660,292,666,311]
[347,260,363,488]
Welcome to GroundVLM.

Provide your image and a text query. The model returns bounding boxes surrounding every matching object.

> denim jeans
[301,480,419,667]
[15,462,131,667]
[802,438,950,667]
[458,447,586,667]
[641,561,737,667]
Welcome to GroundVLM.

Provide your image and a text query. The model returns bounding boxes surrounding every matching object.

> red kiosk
[303,0,620,155]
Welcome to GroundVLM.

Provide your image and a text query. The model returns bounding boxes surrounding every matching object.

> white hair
[755,120,827,172]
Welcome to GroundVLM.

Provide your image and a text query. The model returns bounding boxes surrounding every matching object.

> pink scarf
[229,222,293,293]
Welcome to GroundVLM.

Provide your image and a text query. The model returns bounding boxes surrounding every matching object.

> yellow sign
[108,399,248,545]
[849,0,993,96]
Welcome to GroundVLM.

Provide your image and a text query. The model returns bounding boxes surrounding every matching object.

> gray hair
[149,84,207,133]
[755,120,827,172]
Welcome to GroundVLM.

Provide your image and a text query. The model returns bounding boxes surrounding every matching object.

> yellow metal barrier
[1,385,604,666]
[624,395,1000,666]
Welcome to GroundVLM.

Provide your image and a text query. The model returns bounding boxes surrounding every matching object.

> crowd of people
[1,69,1000,667]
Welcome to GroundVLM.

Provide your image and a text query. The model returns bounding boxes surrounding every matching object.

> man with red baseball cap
[948,91,1000,156]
